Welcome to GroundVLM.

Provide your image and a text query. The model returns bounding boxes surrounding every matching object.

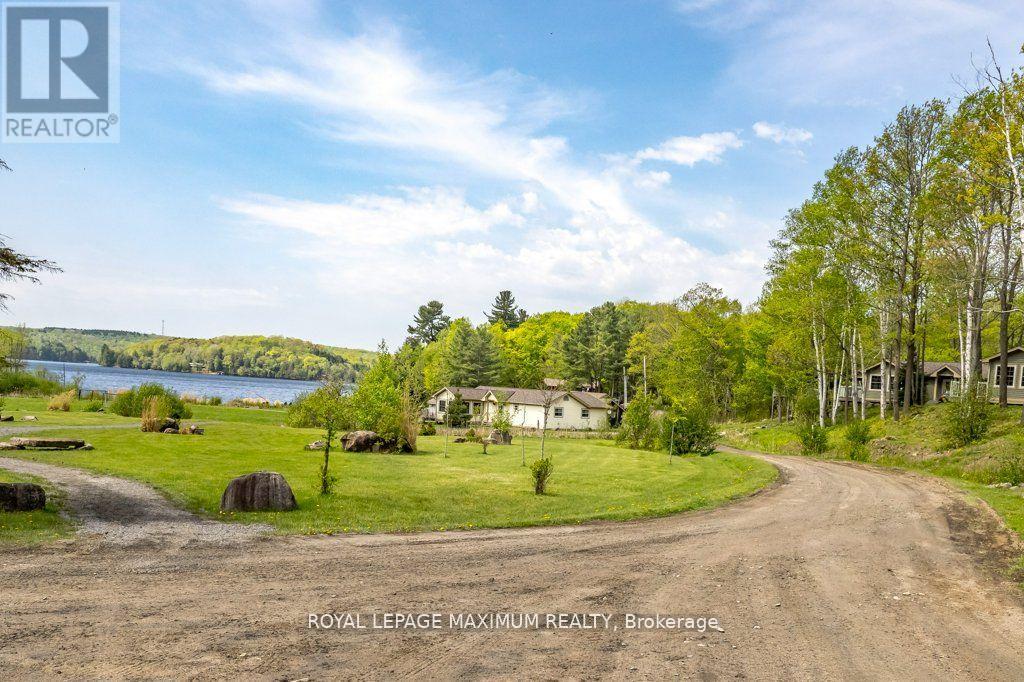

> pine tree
[486,290,526,329]
[407,300,451,345]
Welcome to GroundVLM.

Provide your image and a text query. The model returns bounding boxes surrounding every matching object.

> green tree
[407,300,451,345]
[299,382,351,495]
[562,302,628,393]
[486,290,527,328]
[446,391,470,427]
[349,343,404,444]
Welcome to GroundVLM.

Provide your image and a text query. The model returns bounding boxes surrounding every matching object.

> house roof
[431,387,491,401]
[862,359,961,377]
[433,385,610,410]
[982,347,1024,362]
[922,361,961,377]
[479,386,610,410]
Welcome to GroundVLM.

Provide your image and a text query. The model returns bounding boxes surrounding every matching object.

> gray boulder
[342,430,381,452]
[220,471,297,512]
[0,482,46,512]
[488,430,513,445]
[304,440,327,451]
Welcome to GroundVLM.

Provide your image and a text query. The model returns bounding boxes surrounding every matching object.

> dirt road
[2,450,1023,680]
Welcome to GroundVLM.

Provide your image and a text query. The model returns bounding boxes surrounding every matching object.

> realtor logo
[2,1,119,142]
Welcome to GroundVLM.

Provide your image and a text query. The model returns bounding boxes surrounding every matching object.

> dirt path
[0,457,271,546]
[2,450,1023,680]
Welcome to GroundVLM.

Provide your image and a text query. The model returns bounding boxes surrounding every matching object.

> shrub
[47,389,75,412]
[466,427,478,442]
[82,399,103,412]
[662,404,717,456]
[208,396,223,406]
[844,419,872,461]
[999,450,1024,486]
[286,392,317,428]
[944,389,992,447]
[139,397,167,432]
[445,392,470,427]
[797,422,828,455]
[110,383,192,419]
[419,421,437,436]
[0,369,61,395]
[491,404,513,435]
[530,457,554,495]
[618,393,659,450]
[844,419,871,445]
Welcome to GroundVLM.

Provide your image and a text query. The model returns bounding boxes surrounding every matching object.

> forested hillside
[5,327,159,363]
[4,327,374,382]
[100,335,374,382]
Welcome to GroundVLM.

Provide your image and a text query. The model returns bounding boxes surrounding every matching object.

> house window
[554,407,564,418]
[869,374,882,390]
[581,408,590,419]
[563,395,570,401]
[996,365,1016,388]
[438,399,447,411]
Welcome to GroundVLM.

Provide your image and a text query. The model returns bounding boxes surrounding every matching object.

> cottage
[426,385,610,430]
[854,360,961,405]
[981,347,1024,404]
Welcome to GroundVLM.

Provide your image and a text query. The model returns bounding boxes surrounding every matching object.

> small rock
[304,440,327,451]
[23,415,37,421]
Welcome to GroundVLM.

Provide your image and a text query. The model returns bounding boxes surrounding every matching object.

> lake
[25,360,322,403]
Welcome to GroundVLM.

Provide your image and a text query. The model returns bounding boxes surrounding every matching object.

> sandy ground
[1,449,1023,680]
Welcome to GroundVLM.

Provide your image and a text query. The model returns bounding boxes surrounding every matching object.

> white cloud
[635,132,743,166]
[752,121,812,145]
[675,0,1024,105]
[220,187,518,248]
[174,4,773,331]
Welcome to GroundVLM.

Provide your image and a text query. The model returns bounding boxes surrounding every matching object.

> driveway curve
[1,449,1023,680]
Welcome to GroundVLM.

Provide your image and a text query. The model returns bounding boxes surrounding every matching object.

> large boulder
[488,430,513,445]
[220,471,297,512]
[342,430,381,452]
[0,482,46,512]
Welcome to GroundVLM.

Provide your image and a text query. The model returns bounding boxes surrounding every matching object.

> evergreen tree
[447,326,502,387]
[407,300,451,345]
[486,290,527,329]
[561,302,628,392]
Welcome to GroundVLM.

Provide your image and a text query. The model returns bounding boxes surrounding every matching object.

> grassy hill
[4,327,375,382]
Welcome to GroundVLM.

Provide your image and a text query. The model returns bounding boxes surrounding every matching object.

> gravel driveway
[1,449,1023,679]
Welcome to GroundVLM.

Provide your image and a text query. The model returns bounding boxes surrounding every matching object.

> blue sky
[3,0,1024,349]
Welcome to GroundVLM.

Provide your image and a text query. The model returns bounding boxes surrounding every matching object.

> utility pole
[668,420,675,464]
[643,355,648,394]
[161,319,165,336]
[443,412,450,459]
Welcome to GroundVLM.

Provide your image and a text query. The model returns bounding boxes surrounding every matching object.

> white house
[426,385,610,430]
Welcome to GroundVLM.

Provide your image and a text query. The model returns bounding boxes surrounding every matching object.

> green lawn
[1,411,777,535]
[0,468,74,545]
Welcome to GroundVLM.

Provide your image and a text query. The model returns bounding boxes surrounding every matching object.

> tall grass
[47,389,75,412]
[0,369,61,396]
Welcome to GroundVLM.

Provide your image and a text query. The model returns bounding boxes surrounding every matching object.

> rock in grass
[488,430,512,445]
[8,437,87,450]
[0,415,13,422]
[220,471,297,512]
[0,482,46,512]
[341,430,381,452]
[304,440,326,451]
